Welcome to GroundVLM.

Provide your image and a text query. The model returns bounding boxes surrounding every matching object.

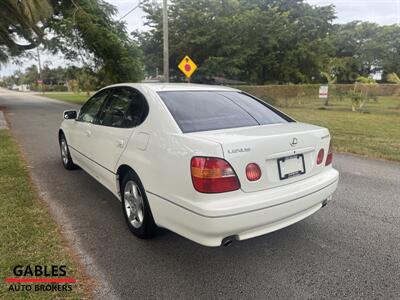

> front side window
[77,90,109,123]
[158,91,291,133]
[98,88,147,128]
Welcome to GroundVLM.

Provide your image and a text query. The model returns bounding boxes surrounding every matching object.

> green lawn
[41,92,400,162]
[280,96,400,162]
[40,92,89,104]
[0,130,90,299]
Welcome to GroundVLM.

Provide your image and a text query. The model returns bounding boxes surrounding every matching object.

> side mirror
[63,110,77,120]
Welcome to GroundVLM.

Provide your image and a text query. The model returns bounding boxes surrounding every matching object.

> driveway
[1,88,399,299]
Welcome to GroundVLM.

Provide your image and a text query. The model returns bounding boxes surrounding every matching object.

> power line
[119,2,141,21]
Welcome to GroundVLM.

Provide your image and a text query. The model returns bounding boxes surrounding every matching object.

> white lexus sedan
[59,83,339,247]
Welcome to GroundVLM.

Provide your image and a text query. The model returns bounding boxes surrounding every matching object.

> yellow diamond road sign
[178,56,197,78]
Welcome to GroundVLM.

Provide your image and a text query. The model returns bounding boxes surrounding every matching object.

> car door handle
[85,130,92,137]
[116,139,124,148]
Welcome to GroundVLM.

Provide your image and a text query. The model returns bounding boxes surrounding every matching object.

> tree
[138,0,335,84]
[387,72,400,84]
[1,0,143,84]
[77,69,97,95]
[350,76,377,111]
[0,0,53,62]
[380,25,400,79]
[330,22,384,82]
[21,64,39,84]
[47,0,143,85]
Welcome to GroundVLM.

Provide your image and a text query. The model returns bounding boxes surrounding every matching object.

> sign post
[319,85,328,99]
[37,79,44,94]
[178,56,197,82]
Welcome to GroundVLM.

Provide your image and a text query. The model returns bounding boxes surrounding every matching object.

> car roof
[105,82,240,92]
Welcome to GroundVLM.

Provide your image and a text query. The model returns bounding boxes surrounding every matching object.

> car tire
[121,170,158,239]
[59,133,76,170]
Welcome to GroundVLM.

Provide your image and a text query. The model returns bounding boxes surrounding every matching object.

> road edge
[1,108,120,300]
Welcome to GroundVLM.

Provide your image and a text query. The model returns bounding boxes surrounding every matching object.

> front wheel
[59,133,76,170]
[121,171,158,239]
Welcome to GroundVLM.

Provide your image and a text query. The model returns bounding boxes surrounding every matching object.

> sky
[1,0,400,77]
[307,0,400,25]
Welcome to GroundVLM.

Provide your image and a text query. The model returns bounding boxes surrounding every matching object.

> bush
[44,85,69,92]
[233,84,400,106]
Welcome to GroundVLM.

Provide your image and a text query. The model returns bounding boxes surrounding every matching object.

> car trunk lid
[188,122,331,192]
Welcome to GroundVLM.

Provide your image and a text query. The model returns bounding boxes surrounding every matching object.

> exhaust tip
[322,195,333,208]
[221,236,236,247]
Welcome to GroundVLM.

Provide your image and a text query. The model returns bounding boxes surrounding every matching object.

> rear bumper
[148,168,339,247]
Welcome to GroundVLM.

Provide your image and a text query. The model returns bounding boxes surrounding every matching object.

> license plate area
[277,154,305,180]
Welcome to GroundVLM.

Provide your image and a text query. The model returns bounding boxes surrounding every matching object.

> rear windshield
[158,91,291,133]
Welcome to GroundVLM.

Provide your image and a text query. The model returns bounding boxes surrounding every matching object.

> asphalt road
[1,88,399,299]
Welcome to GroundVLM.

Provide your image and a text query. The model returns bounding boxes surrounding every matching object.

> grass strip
[0,129,92,299]
[40,93,89,105]
[282,104,400,162]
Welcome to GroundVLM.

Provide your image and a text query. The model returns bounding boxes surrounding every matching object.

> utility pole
[163,0,169,82]
[37,47,44,94]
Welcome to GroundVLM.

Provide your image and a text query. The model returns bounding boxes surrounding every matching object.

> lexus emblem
[290,137,298,147]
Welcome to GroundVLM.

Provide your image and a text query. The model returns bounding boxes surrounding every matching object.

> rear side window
[158,91,290,133]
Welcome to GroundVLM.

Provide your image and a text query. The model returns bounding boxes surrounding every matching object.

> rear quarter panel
[116,88,224,211]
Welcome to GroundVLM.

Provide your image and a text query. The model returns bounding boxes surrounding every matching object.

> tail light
[325,141,333,166]
[317,149,324,165]
[246,163,262,181]
[191,157,240,193]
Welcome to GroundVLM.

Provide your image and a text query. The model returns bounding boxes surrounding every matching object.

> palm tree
[387,72,400,84]
[0,0,53,62]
